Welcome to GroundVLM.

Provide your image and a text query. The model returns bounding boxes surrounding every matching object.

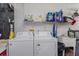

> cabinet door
[9,40,33,56]
[34,40,57,56]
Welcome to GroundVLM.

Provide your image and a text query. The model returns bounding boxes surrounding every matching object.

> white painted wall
[13,3,24,34]
[13,3,79,37]
[24,3,79,18]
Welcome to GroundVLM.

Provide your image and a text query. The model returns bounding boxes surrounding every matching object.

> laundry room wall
[12,3,24,34]
[13,3,79,36]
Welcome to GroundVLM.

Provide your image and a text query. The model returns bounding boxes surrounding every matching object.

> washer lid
[15,31,33,38]
[12,31,33,41]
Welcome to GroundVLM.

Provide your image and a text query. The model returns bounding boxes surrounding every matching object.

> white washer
[9,32,33,56]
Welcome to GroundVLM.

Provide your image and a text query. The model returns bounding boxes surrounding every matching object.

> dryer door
[34,39,57,56]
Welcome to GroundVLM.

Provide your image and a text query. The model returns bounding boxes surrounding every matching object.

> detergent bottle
[55,10,63,22]
[59,10,63,22]
[9,23,14,40]
[46,12,54,22]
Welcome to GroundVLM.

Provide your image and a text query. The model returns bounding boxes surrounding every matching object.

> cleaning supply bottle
[9,18,14,40]
[59,10,63,22]
[55,10,63,22]
[55,12,59,22]
[9,23,14,40]
[46,12,53,22]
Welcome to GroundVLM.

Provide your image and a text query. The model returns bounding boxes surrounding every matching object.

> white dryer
[34,31,58,56]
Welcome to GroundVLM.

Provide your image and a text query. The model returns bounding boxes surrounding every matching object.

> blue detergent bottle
[55,10,63,22]
[46,12,54,22]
